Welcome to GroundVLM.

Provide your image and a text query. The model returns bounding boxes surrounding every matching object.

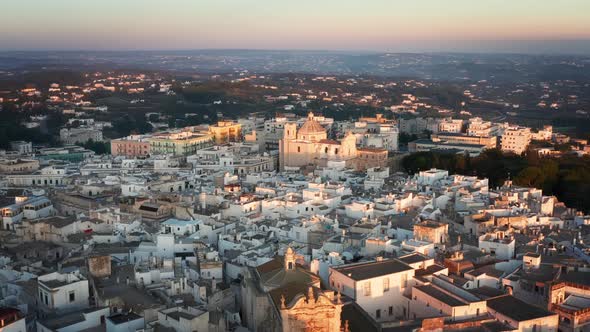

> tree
[514,167,544,188]
[402,150,590,213]
[78,139,110,155]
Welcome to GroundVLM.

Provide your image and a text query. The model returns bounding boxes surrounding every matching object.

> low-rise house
[106,312,145,332]
[413,220,448,245]
[548,273,590,332]
[1,196,54,231]
[487,294,559,332]
[329,257,414,321]
[154,306,209,332]
[478,229,516,260]
[36,307,109,332]
[37,271,89,314]
[410,275,488,321]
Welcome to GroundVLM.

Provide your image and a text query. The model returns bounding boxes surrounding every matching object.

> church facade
[240,247,344,332]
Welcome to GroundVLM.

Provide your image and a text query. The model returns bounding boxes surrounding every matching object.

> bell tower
[284,247,296,271]
[283,123,297,140]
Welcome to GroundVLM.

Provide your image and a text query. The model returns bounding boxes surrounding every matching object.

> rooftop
[414,284,466,307]
[108,312,143,325]
[333,259,413,281]
[487,295,555,321]
[398,252,430,265]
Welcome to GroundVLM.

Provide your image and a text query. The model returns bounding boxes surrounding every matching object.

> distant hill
[1,51,590,82]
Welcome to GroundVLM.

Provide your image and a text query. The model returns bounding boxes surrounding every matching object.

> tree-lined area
[402,149,590,213]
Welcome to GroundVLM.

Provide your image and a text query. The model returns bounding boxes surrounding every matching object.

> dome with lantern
[297,112,327,141]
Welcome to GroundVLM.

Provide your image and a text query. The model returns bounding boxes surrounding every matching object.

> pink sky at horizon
[2,0,590,53]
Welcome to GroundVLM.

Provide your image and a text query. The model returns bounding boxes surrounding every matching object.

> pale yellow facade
[148,130,214,156]
[209,121,242,144]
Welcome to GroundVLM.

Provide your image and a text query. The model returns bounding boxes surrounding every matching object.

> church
[279,113,358,171]
[240,247,345,332]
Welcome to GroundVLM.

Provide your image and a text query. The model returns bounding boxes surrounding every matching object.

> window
[383,278,390,292]
[297,146,301,153]
[69,291,75,302]
[376,309,381,319]
[364,282,372,296]
[401,273,408,288]
[389,306,393,316]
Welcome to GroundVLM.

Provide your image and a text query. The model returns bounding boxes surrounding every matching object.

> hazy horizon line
[1,45,590,57]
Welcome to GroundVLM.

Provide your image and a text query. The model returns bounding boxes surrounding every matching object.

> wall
[106,316,145,332]
[88,256,111,278]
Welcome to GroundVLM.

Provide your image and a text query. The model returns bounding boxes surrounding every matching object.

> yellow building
[148,130,213,156]
[279,112,358,170]
[209,121,242,144]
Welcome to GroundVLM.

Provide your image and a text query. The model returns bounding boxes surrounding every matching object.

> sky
[2,0,590,54]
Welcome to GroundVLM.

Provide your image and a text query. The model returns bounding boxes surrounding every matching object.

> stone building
[88,255,112,278]
[0,159,39,174]
[241,247,343,332]
[413,220,448,245]
[275,285,343,332]
[279,112,358,171]
[548,278,590,332]
[354,147,388,172]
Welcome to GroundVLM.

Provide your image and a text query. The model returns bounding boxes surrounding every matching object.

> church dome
[298,112,327,141]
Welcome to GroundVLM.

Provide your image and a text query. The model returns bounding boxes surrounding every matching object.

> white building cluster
[405,116,556,156]
[0,110,589,332]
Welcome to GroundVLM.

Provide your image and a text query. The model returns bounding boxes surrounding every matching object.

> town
[1,63,590,332]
